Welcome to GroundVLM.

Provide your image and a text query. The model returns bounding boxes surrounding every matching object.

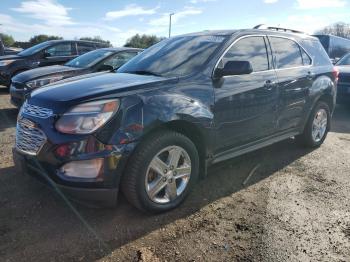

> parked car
[13,27,337,213]
[10,47,142,107]
[313,34,350,63]
[0,38,4,56]
[4,47,23,55]
[0,40,109,88]
[335,53,350,104]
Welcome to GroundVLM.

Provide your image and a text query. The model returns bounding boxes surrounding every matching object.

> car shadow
[0,86,9,93]
[0,108,17,132]
[0,138,315,261]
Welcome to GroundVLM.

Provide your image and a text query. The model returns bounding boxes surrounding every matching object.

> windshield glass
[18,41,51,56]
[336,54,350,66]
[65,49,113,68]
[118,35,228,77]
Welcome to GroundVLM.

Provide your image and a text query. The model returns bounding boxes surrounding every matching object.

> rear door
[213,35,279,153]
[40,42,76,66]
[268,36,314,132]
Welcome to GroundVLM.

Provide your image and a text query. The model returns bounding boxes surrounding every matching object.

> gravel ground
[1,86,350,261]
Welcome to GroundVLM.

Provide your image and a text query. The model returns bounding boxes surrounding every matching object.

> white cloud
[104,4,159,21]
[190,0,217,4]
[279,13,348,34]
[149,6,202,27]
[264,0,278,3]
[296,0,346,9]
[0,13,128,46]
[12,0,73,26]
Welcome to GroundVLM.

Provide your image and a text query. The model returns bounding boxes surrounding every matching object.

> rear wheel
[121,130,199,213]
[296,101,330,147]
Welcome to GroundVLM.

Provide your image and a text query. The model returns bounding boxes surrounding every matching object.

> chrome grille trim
[16,118,47,156]
[22,102,53,119]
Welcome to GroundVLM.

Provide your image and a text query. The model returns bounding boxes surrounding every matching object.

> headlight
[55,99,120,134]
[0,60,15,66]
[26,76,64,89]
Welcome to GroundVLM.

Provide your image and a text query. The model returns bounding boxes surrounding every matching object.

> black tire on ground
[121,130,199,213]
[296,101,331,148]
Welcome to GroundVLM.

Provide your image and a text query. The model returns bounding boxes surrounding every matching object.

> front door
[40,42,77,67]
[213,36,279,154]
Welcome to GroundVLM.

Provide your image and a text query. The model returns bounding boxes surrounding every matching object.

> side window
[46,43,73,57]
[301,40,331,66]
[222,36,269,72]
[77,43,96,55]
[102,52,138,69]
[301,48,312,65]
[270,37,303,69]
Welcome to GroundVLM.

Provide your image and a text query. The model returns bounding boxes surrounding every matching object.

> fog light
[60,159,104,179]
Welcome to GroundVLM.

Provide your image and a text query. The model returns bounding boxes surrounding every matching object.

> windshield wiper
[127,70,162,77]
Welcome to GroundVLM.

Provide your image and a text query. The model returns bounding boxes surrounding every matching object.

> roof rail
[253,24,306,34]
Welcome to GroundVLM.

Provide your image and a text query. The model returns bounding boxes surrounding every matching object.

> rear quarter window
[301,39,332,66]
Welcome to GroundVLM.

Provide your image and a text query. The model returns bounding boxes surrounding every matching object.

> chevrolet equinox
[13,28,338,213]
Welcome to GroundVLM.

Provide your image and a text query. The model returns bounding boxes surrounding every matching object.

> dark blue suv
[13,28,337,213]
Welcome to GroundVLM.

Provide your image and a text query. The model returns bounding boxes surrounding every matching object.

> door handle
[264,80,277,90]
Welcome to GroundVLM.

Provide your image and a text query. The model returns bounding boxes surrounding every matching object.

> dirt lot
[1,86,350,262]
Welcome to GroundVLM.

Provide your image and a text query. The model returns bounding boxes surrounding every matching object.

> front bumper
[13,140,134,207]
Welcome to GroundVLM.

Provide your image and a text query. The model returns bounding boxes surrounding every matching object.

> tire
[296,101,331,148]
[121,130,199,213]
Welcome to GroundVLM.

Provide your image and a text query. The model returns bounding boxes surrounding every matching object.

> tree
[79,36,111,47]
[124,34,165,49]
[316,22,350,39]
[0,33,15,47]
[29,35,63,46]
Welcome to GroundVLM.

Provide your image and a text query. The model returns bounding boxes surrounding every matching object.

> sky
[0,0,349,46]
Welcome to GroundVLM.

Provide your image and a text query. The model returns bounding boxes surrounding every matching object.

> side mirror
[215,61,253,78]
[98,64,114,72]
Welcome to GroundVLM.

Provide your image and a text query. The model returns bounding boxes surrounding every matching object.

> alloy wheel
[312,108,328,143]
[145,145,192,204]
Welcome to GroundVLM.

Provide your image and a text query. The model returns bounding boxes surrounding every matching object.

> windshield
[65,49,113,68]
[18,41,51,56]
[336,53,350,66]
[118,35,228,77]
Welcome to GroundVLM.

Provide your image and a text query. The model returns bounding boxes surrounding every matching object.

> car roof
[98,47,143,52]
[179,29,318,41]
[44,40,109,45]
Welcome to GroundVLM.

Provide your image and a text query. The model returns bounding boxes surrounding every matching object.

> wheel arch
[140,119,209,178]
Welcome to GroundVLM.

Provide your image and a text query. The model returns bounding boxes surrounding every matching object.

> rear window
[269,37,303,69]
[301,39,332,66]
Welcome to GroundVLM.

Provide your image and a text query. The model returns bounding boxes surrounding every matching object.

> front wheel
[121,130,199,213]
[296,101,331,148]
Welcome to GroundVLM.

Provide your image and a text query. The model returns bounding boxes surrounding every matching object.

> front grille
[22,102,53,118]
[16,118,47,155]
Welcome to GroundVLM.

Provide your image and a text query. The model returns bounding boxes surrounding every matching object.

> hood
[0,54,22,61]
[337,66,350,74]
[29,73,178,112]
[12,65,82,83]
